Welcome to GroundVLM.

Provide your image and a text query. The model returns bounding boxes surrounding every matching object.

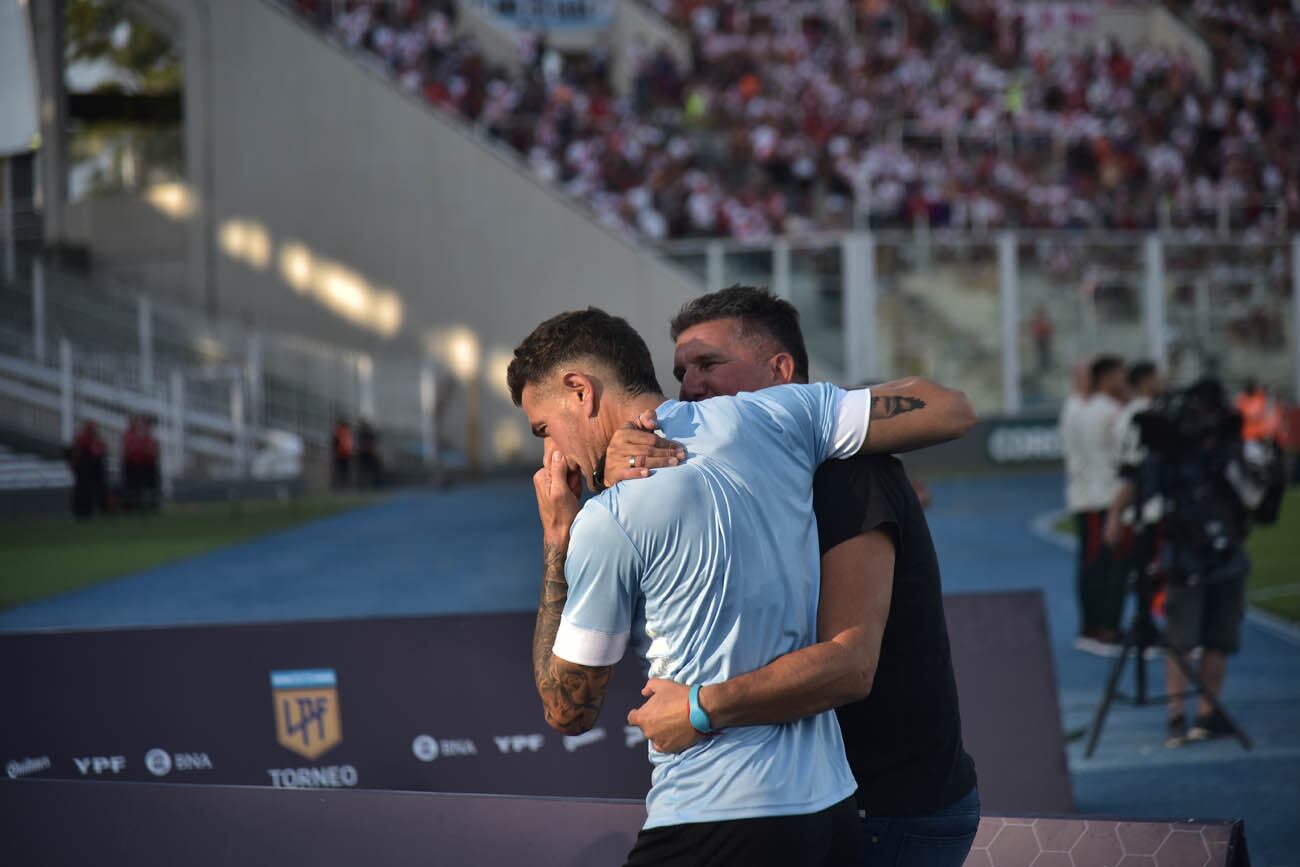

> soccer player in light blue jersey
[507,307,970,866]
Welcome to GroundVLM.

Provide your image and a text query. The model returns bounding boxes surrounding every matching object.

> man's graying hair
[670,285,810,381]
[507,307,662,406]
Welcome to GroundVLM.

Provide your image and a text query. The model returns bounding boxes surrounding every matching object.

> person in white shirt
[1060,359,1092,516]
[1071,356,1128,654]
[1061,359,1097,651]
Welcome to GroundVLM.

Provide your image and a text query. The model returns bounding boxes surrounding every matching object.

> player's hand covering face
[533,441,583,545]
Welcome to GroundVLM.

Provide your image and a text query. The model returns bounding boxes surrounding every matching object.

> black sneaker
[1187,711,1234,741]
[1165,712,1187,748]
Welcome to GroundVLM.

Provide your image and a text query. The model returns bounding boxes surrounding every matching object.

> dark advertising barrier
[945,591,1074,814]
[0,781,1248,867]
[1,592,1070,813]
[1,611,653,799]
[900,414,1063,474]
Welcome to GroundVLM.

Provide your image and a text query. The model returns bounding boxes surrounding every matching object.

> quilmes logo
[271,669,343,760]
[6,756,51,779]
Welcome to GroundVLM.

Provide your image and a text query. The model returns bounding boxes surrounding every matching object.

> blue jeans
[858,787,980,867]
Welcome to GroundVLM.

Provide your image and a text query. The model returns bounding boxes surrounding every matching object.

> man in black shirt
[812,456,979,836]
[613,287,979,866]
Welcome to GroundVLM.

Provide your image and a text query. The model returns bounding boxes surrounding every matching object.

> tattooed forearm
[532,542,615,734]
[870,394,926,420]
[532,542,568,689]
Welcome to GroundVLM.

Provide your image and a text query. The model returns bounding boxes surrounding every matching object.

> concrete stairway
[0,444,72,491]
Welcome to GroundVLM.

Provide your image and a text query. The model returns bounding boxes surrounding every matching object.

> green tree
[65,0,181,94]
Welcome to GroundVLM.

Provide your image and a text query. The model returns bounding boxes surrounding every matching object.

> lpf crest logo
[271,669,343,760]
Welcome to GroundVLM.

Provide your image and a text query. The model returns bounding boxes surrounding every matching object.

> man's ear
[561,371,600,418]
[769,352,796,385]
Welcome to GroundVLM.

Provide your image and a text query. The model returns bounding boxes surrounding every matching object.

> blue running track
[3,473,1298,863]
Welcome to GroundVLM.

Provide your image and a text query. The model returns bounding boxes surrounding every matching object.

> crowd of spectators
[288,0,1300,241]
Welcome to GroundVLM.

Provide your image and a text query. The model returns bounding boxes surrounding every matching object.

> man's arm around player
[629,528,894,751]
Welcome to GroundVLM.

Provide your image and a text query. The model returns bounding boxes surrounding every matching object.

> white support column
[1081,288,1098,351]
[998,232,1022,414]
[772,238,791,301]
[32,0,68,244]
[1144,234,1168,371]
[706,241,725,293]
[2,158,14,285]
[1193,277,1212,348]
[246,333,262,429]
[863,234,877,380]
[230,378,245,479]
[137,296,154,392]
[357,354,375,420]
[170,369,185,480]
[842,232,877,384]
[1292,235,1300,403]
[159,378,174,499]
[420,359,437,467]
[913,211,932,269]
[32,259,45,363]
[59,338,73,443]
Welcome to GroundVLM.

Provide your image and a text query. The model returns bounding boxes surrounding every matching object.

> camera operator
[1111,379,1270,745]
[1104,362,1166,551]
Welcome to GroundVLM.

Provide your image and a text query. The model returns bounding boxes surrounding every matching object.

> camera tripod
[1083,530,1253,758]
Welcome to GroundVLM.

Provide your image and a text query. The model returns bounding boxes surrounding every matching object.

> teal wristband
[688,684,714,734]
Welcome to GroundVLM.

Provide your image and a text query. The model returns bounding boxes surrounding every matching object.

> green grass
[1246,488,1300,624]
[1051,490,1300,624]
[0,493,382,611]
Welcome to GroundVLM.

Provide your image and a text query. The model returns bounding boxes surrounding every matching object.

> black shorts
[1165,574,1247,654]
[623,796,859,867]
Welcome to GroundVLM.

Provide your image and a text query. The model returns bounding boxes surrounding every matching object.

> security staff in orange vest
[1236,379,1279,443]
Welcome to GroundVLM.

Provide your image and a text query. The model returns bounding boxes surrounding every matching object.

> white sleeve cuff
[828,387,871,459]
[552,616,629,667]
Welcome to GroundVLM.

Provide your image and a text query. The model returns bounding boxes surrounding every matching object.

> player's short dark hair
[1090,355,1124,391]
[1128,361,1157,390]
[507,307,662,406]
[669,285,809,381]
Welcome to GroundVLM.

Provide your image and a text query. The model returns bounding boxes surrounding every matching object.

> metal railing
[0,252,445,481]
[659,231,1300,414]
[470,0,615,29]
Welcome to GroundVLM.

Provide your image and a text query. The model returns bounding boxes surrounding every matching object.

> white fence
[659,231,1300,415]
[470,0,615,29]
[0,254,444,483]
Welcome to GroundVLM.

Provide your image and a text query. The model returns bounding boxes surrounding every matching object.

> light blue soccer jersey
[552,382,870,829]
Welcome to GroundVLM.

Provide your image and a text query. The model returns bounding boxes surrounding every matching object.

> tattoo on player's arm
[532,542,614,734]
[870,394,926,421]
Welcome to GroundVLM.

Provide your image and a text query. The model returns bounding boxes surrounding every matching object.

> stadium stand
[0,251,419,489]
[284,0,1299,240]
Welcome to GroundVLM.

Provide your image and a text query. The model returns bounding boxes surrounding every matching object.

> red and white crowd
[288,0,1300,242]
